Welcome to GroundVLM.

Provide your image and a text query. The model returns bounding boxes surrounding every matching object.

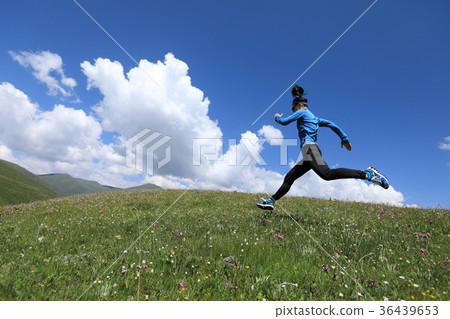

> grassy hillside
[38,174,160,195]
[0,189,448,301]
[0,160,60,206]
[37,173,121,196]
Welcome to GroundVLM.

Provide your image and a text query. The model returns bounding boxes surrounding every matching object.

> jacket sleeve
[317,118,349,143]
[275,111,304,126]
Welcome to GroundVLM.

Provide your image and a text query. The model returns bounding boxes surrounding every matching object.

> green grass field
[0,189,448,301]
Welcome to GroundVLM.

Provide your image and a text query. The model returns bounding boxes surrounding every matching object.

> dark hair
[291,85,308,111]
[291,85,304,97]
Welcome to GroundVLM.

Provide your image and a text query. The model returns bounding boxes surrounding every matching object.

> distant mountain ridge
[38,173,160,196]
[37,173,121,196]
[0,159,61,206]
[0,159,161,205]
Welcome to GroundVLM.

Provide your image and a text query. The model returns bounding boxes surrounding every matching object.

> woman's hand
[274,113,283,118]
[341,142,352,151]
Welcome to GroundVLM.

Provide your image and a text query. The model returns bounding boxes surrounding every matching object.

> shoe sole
[256,203,274,210]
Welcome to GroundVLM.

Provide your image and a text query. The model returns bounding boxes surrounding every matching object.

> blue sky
[0,0,449,208]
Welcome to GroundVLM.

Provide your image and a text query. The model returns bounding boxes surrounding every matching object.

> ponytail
[291,85,304,97]
[292,85,308,110]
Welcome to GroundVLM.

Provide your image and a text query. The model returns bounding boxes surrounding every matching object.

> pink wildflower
[420,248,426,255]
[322,264,328,273]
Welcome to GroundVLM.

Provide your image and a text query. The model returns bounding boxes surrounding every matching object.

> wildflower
[322,264,328,273]
[270,229,274,235]
[277,234,284,241]
[369,279,375,285]
[137,265,142,270]
[121,268,127,275]
[180,283,184,288]
[339,293,344,297]
[413,284,419,288]
[420,248,426,255]
[332,273,338,280]
[399,276,405,280]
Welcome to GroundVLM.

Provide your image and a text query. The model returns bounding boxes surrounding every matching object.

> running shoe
[365,167,389,189]
[256,198,275,210]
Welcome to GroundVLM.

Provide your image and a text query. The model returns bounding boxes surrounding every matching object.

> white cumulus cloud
[9,50,77,98]
[0,82,137,186]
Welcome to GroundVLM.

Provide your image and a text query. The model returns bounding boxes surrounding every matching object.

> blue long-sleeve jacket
[275,109,349,148]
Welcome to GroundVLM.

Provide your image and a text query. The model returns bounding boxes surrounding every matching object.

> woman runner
[256,85,389,210]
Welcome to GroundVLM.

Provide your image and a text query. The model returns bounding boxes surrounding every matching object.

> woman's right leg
[271,162,311,201]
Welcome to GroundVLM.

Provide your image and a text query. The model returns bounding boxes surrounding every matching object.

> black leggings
[271,144,366,201]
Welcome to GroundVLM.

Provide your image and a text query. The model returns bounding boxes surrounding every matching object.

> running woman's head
[291,85,308,112]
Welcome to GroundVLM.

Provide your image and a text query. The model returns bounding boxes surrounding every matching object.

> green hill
[0,159,61,205]
[38,174,161,196]
[0,159,161,205]
[37,173,121,196]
